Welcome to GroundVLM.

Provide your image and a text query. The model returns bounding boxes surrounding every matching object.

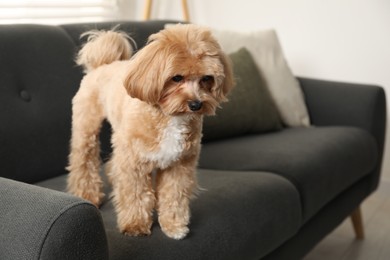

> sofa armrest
[0,177,108,260]
[298,77,386,191]
[298,77,386,144]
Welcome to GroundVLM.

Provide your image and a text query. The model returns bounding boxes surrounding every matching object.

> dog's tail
[76,29,135,73]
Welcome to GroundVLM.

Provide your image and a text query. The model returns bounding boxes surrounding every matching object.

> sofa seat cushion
[37,169,301,260]
[199,126,378,222]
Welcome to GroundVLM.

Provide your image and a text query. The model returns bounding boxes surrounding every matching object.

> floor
[303,182,390,260]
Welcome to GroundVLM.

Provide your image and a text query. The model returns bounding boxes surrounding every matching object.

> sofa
[0,20,386,260]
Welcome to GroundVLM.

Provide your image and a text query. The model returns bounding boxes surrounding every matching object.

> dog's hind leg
[67,89,105,207]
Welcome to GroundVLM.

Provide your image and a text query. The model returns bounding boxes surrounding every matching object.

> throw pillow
[202,47,282,142]
[212,29,310,127]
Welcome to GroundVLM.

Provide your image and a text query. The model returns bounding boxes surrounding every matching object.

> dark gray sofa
[0,20,386,260]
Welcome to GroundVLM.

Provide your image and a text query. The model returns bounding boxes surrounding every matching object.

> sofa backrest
[0,21,176,183]
[0,24,81,183]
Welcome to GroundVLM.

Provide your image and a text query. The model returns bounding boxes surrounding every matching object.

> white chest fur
[144,116,190,169]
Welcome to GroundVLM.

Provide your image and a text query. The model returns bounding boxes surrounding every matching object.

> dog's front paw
[118,211,153,237]
[161,224,189,240]
[158,204,191,239]
[121,223,152,237]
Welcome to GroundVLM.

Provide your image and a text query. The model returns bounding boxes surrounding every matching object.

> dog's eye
[201,75,214,83]
[172,75,184,82]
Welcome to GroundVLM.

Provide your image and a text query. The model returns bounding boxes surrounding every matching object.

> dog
[67,24,234,240]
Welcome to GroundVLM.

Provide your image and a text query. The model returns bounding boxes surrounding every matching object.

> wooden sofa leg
[350,206,365,239]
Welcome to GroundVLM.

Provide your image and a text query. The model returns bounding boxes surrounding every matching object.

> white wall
[121,0,390,184]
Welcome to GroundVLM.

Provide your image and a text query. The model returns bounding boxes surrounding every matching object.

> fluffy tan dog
[67,24,234,239]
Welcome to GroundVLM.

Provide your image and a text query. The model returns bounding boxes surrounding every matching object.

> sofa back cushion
[0,24,82,183]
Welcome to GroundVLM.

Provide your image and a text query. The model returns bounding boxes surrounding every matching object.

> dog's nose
[188,100,203,111]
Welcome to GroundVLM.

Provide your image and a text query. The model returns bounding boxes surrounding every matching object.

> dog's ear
[123,40,168,104]
[213,51,235,102]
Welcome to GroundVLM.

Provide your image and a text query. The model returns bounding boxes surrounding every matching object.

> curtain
[0,0,120,24]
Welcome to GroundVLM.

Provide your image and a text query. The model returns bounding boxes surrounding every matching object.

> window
[0,0,119,24]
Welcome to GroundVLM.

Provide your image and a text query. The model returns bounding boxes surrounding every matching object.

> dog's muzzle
[188,100,203,111]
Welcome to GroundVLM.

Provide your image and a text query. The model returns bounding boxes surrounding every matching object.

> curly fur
[67,24,234,239]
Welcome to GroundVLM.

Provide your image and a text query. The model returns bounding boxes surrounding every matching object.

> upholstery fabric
[0,24,82,183]
[263,173,373,260]
[212,29,310,127]
[37,170,302,260]
[199,126,378,222]
[0,177,108,260]
[203,47,282,142]
[298,77,386,147]
[299,77,387,193]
